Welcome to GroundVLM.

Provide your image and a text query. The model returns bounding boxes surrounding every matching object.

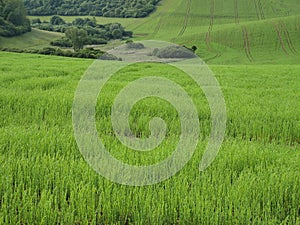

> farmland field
[0,51,299,224]
[1,0,300,224]
[25,0,300,64]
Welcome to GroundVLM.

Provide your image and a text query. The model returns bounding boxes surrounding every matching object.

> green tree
[50,15,65,25]
[112,29,122,39]
[2,0,27,26]
[65,27,88,51]
[23,0,159,18]
[31,18,41,24]
[72,18,85,26]
[0,0,31,37]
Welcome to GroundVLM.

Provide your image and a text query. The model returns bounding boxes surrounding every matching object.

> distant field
[0,51,299,224]
[0,28,63,49]
[26,0,300,64]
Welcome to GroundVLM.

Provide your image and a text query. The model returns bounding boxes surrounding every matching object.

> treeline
[32,16,133,49]
[24,0,160,18]
[0,47,105,59]
[0,0,31,37]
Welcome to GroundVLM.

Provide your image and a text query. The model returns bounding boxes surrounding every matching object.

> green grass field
[0,0,300,224]
[0,29,63,50]
[0,51,299,224]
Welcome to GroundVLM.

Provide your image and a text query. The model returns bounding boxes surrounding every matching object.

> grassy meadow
[0,51,299,224]
[0,29,63,50]
[0,0,300,224]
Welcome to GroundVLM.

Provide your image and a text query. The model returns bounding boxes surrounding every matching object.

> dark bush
[31,18,42,24]
[50,37,73,47]
[86,37,107,45]
[50,16,66,25]
[0,47,104,59]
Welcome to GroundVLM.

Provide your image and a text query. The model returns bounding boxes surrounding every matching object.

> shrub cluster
[33,17,132,48]
[0,19,31,37]
[0,47,104,59]
[50,37,73,48]
[0,0,31,37]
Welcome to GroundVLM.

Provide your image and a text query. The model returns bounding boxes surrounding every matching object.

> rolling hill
[24,0,300,64]
[0,1,299,224]
[0,28,63,49]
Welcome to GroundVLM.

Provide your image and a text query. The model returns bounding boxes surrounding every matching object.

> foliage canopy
[24,0,160,18]
[0,0,31,37]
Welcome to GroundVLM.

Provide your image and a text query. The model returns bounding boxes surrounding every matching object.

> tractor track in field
[153,4,175,38]
[205,52,222,63]
[131,19,157,35]
[234,0,239,24]
[153,14,163,36]
[253,0,260,20]
[257,0,265,19]
[253,0,265,20]
[177,0,192,37]
[242,26,253,62]
[279,21,297,54]
[272,22,289,55]
[205,0,215,49]
[204,0,222,63]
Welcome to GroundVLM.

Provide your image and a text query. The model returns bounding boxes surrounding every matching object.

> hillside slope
[125,0,300,64]
[17,0,300,64]
[0,28,63,49]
